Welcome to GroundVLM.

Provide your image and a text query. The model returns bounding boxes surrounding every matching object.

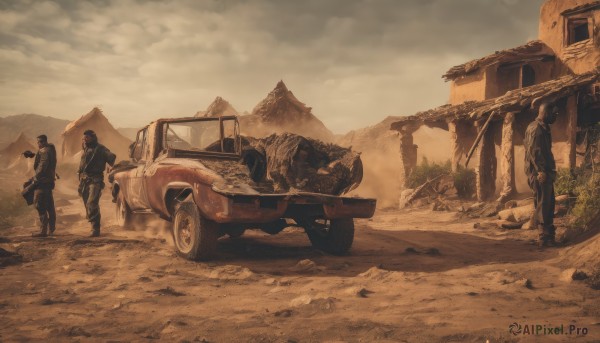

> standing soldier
[23,135,58,237]
[78,130,116,237]
[524,102,559,247]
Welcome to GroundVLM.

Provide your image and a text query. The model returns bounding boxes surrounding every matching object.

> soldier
[78,130,116,237]
[23,135,58,237]
[524,101,559,247]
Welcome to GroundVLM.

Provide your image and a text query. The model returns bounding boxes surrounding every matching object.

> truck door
[127,128,151,210]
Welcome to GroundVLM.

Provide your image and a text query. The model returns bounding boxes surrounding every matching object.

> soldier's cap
[83,130,96,137]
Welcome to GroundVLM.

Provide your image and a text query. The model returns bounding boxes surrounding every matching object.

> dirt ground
[0,183,599,343]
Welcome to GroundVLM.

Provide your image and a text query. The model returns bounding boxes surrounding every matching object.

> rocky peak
[203,96,238,117]
[252,80,314,124]
[0,132,35,157]
[246,80,333,142]
[63,107,112,134]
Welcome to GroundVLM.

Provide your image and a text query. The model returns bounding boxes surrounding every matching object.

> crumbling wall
[449,70,487,105]
[539,0,600,76]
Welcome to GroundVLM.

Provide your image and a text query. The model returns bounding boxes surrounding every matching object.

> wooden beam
[465,111,496,168]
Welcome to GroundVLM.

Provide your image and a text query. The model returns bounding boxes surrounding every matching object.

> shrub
[570,172,600,229]
[406,157,451,189]
[406,158,476,199]
[555,168,578,196]
[454,165,476,199]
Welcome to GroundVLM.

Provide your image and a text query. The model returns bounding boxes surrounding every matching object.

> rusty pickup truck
[110,116,376,260]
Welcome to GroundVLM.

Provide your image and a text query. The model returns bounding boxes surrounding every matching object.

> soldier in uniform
[24,135,58,237]
[78,130,116,237]
[524,102,559,247]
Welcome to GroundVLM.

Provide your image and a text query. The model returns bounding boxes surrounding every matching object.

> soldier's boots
[49,227,56,236]
[32,230,48,238]
[538,237,557,247]
[538,225,557,248]
[90,224,100,237]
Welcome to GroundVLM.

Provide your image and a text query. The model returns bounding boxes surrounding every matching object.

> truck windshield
[164,118,239,154]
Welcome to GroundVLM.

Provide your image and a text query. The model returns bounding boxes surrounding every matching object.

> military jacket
[34,144,57,185]
[524,120,556,180]
[79,143,117,178]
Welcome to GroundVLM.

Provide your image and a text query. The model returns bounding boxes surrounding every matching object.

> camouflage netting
[245,133,363,195]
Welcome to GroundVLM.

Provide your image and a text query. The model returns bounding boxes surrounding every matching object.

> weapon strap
[82,145,100,175]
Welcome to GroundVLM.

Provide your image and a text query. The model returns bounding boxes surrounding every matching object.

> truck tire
[115,194,133,228]
[173,200,219,260]
[304,218,354,255]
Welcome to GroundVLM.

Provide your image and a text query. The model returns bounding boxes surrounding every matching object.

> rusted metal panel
[112,116,377,225]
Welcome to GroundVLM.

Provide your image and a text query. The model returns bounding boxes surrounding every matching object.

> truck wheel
[173,200,219,260]
[115,194,133,228]
[304,218,354,255]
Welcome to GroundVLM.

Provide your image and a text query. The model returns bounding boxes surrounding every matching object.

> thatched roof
[443,41,554,81]
[392,69,600,131]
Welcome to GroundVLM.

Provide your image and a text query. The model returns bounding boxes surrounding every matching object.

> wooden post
[498,112,515,202]
[399,125,418,188]
[475,121,497,201]
[448,121,461,172]
[565,95,578,170]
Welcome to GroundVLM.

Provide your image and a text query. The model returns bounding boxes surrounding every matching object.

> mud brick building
[392,0,600,202]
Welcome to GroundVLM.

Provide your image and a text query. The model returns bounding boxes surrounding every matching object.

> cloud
[0,0,544,132]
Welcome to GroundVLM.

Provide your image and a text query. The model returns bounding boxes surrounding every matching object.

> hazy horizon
[0,0,544,134]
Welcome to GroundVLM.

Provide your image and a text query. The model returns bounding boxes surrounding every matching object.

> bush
[555,168,578,196]
[0,189,34,229]
[570,172,600,229]
[406,157,451,189]
[454,165,476,199]
[406,158,476,199]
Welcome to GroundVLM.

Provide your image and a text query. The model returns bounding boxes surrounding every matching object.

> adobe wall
[449,70,487,105]
[485,62,555,99]
[539,0,600,75]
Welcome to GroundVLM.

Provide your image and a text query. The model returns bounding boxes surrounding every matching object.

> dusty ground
[0,183,599,343]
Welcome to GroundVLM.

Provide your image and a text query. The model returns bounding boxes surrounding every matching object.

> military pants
[81,181,103,233]
[529,177,555,240]
[33,187,56,234]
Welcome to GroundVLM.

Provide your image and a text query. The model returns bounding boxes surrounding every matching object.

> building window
[567,18,590,45]
[521,65,535,87]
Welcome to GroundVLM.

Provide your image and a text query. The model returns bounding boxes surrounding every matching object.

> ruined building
[392,0,600,202]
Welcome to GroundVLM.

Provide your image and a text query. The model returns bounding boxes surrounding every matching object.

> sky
[0,0,545,133]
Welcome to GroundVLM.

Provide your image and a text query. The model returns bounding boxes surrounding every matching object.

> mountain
[337,116,403,151]
[0,132,36,173]
[196,96,238,118]
[239,81,334,142]
[0,114,69,150]
[117,128,141,141]
[61,107,132,163]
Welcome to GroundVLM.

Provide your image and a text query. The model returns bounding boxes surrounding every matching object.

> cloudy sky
[0,0,544,133]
